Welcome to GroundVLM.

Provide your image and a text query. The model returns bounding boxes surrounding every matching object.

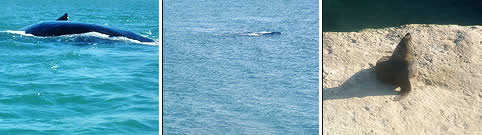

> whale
[20,13,154,42]
[241,31,281,36]
[257,32,281,35]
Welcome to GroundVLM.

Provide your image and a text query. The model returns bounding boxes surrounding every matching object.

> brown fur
[375,33,417,99]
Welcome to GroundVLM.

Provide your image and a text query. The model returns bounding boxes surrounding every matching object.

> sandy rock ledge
[322,24,481,135]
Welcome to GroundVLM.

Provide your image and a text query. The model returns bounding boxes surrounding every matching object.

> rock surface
[322,24,482,134]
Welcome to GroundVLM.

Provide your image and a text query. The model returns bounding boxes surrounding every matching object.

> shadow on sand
[323,67,400,101]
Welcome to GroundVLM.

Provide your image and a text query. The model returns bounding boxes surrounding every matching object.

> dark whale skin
[21,21,154,42]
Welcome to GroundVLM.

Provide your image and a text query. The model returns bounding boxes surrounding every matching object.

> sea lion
[375,33,417,99]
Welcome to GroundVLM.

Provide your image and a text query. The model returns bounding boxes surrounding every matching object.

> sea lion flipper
[398,73,412,97]
[392,77,411,101]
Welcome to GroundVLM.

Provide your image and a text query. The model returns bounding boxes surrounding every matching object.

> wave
[1,30,159,46]
[2,30,35,37]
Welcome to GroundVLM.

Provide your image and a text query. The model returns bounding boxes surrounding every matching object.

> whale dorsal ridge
[56,13,68,21]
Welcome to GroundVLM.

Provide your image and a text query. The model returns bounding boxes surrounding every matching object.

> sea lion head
[392,33,413,60]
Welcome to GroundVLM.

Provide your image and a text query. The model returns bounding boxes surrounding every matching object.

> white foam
[62,32,110,38]
[240,33,262,36]
[72,32,159,45]
[2,31,159,45]
[240,31,275,36]
[2,30,35,37]
[257,31,271,34]
[146,30,153,35]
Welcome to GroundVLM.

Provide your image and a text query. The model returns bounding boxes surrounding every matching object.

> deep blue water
[164,0,318,134]
[0,0,159,134]
[323,0,482,32]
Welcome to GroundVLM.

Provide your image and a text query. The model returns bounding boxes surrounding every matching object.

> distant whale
[241,31,281,36]
[20,13,154,42]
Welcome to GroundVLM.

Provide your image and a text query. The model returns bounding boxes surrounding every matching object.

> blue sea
[323,0,482,31]
[164,0,318,134]
[0,0,159,134]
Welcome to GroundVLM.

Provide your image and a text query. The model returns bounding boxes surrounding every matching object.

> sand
[322,24,481,134]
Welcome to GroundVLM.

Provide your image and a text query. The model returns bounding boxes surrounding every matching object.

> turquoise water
[164,0,318,134]
[0,0,159,134]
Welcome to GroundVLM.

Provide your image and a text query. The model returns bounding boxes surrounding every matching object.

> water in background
[0,0,159,134]
[164,0,318,134]
[323,0,482,32]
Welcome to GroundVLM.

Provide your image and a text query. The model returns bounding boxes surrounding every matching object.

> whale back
[22,21,154,42]
[23,21,97,36]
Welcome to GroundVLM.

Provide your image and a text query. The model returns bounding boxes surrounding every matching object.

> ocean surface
[323,0,482,32]
[0,0,159,134]
[164,0,318,134]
